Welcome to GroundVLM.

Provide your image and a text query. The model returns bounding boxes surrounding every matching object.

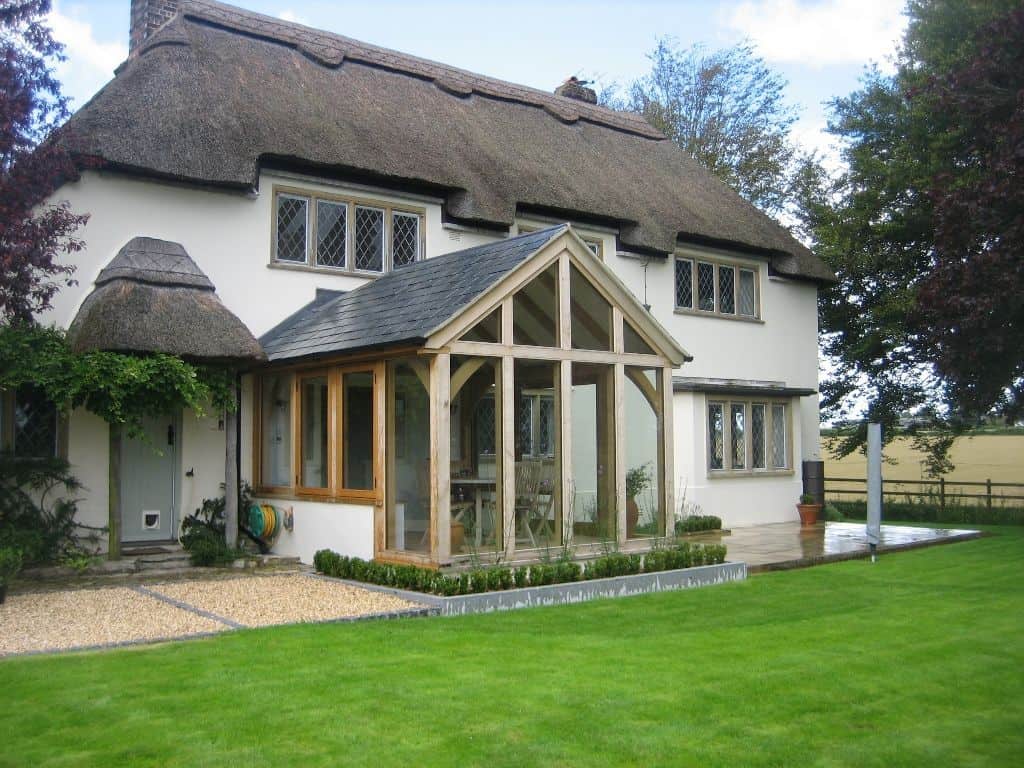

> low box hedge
[675,515,723,535]
[831,499,1024,526]
[313,542,728,597]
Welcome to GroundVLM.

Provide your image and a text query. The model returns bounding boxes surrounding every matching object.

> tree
[799,0,1023,471]
[612,39,804,216]
[1,0,87,323]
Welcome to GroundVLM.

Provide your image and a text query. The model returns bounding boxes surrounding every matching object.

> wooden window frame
[270,185,425,277]
[707,397,792,477]
[254,362,383,504]
[674,253,762,322]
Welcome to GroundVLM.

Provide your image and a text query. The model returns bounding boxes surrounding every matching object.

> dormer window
[273,187,423,274]
[675,255,759,319]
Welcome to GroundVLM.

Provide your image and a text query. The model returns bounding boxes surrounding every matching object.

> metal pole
[866,423,882,563]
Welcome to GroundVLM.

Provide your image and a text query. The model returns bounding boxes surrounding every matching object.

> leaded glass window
[708,402,724,470]
[738,269,757,317]
[730,403,745,469]
[12,385,56,458]
[675,258,693,309]
[276,194,308,263]
[475,398,496,455]
[697,261,715,311]
[354,206,385,272]
[518,395,534,456]
[771,404,787,469]
[316,200,347,268]
[719,265,736,315]
[751,403,767,469]
[538,397,555,456]
[392,211,419,269]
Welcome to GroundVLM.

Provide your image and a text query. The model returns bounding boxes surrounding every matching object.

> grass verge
[2,526,1021,767]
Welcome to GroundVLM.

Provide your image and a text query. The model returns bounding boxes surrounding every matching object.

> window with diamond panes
[316,200,347,268]
[12,385,57,458]
[708,402,724,470]
[738,269,757,317]
[770,403,787,468]
[276,195,308,263]
[518,395,534,456]
[354,206,385,272]
[730,403,745,468]
[475,398,496,455]
[538,397,555,456]
[675,258,693,309]
[751,403,767,469]
[697,262,715,311]
[392,212,419,269]
[719,265,736,314]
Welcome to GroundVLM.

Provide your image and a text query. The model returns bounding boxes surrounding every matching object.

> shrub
[0,454,97,566]
[0,546,23,585]
[513,567,529,588]
[822,504,844,522]
[832,499,1024,526]
[675,515,723,535]
[180,486,253,566]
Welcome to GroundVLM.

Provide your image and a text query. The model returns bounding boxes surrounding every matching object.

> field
[823,433,1024,505]
[2,525,1022,767]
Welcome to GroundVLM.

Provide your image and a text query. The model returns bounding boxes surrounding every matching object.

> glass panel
[708,402,724,470]
[354,206,384,272]
[300,376,329,488]
[771,403,788,469]
[343,372,374,490]
[730,403,745,469]
[751,403,767,470]
[625,368,662,539]
[623,320,655,355]
[276,195,307,263]
[260,373,292,487]
[387,360,431,552]
[537,397,555,456]
[392,212,419,269]
[738,269,757,317]
[570,264,612,351]
[514,359,560,550]
[460,308,501,343]
[12,385,56,458]
[571,362,615,545]
[675,258,693,309]
[450,357,501,555]
[315,200,347,268]
[584,239,602,259]
[719,266,736,314]
[512,263,558,347]
[697,262,715,311]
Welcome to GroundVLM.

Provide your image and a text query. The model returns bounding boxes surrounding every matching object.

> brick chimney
[554,76,597,105]
[130,0,180,53]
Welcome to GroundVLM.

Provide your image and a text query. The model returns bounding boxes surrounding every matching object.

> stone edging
[312,561,747,616]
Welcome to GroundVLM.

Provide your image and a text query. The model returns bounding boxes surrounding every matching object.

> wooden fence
[824,476,1024,510]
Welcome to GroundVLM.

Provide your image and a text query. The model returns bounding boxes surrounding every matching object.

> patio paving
[696,521,982,572]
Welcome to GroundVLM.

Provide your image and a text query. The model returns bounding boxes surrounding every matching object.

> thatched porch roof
[68,237,265,364]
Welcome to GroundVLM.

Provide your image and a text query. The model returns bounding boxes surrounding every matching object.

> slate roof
[260,227,565,362]
[68,237,265,363]
[62,0,835,284]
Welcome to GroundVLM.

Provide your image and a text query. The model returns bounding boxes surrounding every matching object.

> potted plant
[796,493,822,526]
[626,464,652,537]
[0,547,24,604]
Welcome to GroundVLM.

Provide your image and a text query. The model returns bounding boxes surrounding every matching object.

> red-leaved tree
[1,0,88,323]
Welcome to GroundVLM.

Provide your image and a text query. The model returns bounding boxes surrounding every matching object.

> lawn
[3,528,1022,767]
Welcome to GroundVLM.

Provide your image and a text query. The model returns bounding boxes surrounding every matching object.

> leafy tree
[0,0,87,322]
[610,39,805,216]
[800,0,1023,472]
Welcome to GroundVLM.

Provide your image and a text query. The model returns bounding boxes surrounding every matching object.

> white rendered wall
[252,498,375,563]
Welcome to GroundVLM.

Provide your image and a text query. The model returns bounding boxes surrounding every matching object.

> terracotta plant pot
[626,498,640,538]
[450,522,465,552]
[797,503,822,526]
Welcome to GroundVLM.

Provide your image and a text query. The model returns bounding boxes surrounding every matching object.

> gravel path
[150,574,421,627]
[0,587,226,656]
[0,575,425,657]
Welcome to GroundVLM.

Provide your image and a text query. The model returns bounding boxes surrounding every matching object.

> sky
[48,0,908,171]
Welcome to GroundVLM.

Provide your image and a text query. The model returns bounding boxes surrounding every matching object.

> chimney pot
[554,76,597,104]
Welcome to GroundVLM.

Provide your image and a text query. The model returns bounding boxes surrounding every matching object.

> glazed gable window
[675,256,759,319]
[708,399,789,474]
[272,188,423,274]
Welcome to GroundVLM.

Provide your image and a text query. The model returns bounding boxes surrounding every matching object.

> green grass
[3,528,1023,767]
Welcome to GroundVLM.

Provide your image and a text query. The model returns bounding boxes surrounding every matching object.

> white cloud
[727,0,907,70]
[47,4,127,110]
[277,10,309,26]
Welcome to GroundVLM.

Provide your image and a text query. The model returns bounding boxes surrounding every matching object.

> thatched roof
[68,237,265,364]
[63,0,834,283]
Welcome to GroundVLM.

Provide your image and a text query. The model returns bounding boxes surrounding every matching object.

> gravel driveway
[0,574,426,657]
